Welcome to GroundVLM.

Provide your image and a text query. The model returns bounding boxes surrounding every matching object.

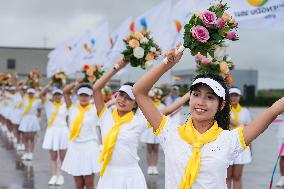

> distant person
[165,86,181,124]
[226,87,252,189]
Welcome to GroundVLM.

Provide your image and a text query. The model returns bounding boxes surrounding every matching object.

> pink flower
[194,52,204,62]
[216,18,226,28]
[199,11,217,27]
[226,31,237,40]
[191,26,210,43]
[201,57,211,65]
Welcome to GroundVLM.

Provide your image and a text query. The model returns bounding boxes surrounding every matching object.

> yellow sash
[23,97,36,114]
[178,119,223,189]
[69,104,91,141]
[231,103,242,122]
[99,109,134,176]
[153,99,161,107]
[47,101,63,128]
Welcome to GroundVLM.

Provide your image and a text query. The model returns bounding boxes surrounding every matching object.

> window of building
[7,59,16,70]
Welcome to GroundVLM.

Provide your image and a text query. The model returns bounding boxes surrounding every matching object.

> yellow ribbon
[99,108,134,176]
[69,104,91,141]
[47,101,63,128]
[178,119,223,189]
[231,103,242,122]
[17,101,24,108]
[153,99,161,107]
[23,97,36,114]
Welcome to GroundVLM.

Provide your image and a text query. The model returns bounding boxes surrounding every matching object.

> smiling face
[189,84,222,123]
[77,93,91,106]
[52,93,62,103]
[115,91,137,113]
[230,93,240,106]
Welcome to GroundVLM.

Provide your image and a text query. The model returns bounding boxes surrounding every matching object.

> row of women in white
[0,47,283,189]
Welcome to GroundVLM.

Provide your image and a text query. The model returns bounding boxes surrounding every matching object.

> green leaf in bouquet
[211,33,223,41]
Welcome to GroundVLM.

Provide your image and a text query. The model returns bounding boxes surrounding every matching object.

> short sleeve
[154,116,177,149]
[228,127,248,161]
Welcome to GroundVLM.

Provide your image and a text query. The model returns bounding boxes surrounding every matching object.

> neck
[192,118,215,134]
[232,103,238,108]
[117,109,131,117]
[80,103,89,108]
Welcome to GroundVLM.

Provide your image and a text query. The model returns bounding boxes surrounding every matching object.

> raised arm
[39,82,52,103]
[63,79,82,108]
[243,97,284,145]
[133,46,183,131]
[93,59,128,114]
[161,92,190,116]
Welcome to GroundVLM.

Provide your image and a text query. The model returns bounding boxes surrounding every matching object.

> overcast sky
[0,0,283,89]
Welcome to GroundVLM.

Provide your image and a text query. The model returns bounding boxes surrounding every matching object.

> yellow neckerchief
[23,97,36,114]
[69,104,91,141]
[47,101,63,128]
[99,108,134,176]
[153,99,161,107]
[231,103,242,122]
[230,103,242,130]
[17,100,24,108]
[178,119,223,189]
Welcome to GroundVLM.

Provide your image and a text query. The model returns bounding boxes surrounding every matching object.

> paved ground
[0,107,283,189]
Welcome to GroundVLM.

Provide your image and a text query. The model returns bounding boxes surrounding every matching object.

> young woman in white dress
[226,87,252,189]
[62,81,101,189]
[133,46,284,189]
[40,85,69,186]
[93,59,147,189]
[19,88,42,161]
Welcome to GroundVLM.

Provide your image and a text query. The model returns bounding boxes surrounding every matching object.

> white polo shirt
[156,116,246,189]
[68,104,99,142]
[98,106,146,166]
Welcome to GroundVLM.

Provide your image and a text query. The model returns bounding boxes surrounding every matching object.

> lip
[194,107,207,113]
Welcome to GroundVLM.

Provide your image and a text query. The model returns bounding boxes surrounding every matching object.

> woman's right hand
[164,44,184,66]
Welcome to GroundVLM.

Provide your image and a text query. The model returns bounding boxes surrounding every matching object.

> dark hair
[76,83,92,93]
[122,82,135,87]
[190,73,230,130]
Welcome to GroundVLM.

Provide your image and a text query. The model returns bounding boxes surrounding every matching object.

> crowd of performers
[0,48,283,189]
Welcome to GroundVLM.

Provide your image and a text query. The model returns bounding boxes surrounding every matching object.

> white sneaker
[276,176,284,187]
[55,175,64,185]
[27,153,33,161]
[48,175,58,185]
[21,153,29,160]
[152,166,159,175]
[147,166,153,175]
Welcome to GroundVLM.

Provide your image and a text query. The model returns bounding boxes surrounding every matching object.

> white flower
[133,47,145,59]
[140,37,149,44]
[226,56,232,62]
[212,0,220,6]
[150,47,156,52]
[145,60,154,68]
[214,46,227,61]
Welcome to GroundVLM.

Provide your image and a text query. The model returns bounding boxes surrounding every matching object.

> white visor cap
[27,88,36,94]
[52,88,63,95]
[77,87,93,96]
[118,85,135,100]
[229,88,242,96]
[191,78,226,100]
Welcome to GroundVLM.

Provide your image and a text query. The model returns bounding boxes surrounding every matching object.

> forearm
[243,106,281,145]
[161,92,190,115]
[93,68,118,91]
[63,82,75,107]
[134,62,173,96]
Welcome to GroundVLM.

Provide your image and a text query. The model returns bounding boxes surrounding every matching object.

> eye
[192,91,199,96]
[207,95,216,100]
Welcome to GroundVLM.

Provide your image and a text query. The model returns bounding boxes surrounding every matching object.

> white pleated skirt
[230,147,252,165]
[97,163,147,189]
[42,125,69,151]
[140,128,159,144]
[61,139,101,176]
[19,115,40,132]
[10,109,23,125]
